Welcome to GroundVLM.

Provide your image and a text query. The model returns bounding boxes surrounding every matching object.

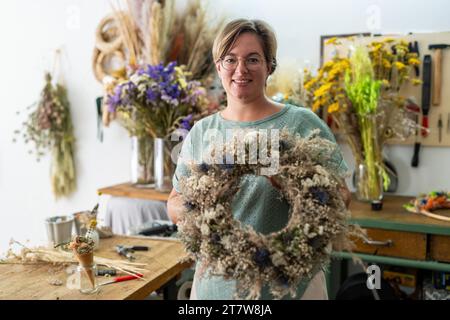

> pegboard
[321,31,450,147]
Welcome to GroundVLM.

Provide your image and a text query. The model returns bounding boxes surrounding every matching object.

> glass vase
[130,135,154,187]
[354,160,384,208]
[154,138,176,192]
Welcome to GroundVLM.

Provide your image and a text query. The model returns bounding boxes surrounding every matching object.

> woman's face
[216,33,270,104]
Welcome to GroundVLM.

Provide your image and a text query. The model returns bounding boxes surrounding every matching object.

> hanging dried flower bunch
[14,72,77,199]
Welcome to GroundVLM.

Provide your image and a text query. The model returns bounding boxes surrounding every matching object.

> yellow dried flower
[325,37,340,45]
[314,83,332,98]
[328,102,340,113]
[408,58,420,66]
[394,61,406,70]
[382,59,391,69]
[412,78,422,86]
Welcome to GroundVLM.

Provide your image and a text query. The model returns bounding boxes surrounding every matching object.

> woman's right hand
[265,176,281,190]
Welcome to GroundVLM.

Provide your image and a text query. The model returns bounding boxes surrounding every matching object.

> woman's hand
[264,176,281,190]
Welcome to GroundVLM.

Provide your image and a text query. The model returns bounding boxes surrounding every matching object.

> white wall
[1,0,450,253]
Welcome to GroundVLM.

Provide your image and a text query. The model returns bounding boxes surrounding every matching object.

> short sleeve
[296,108,349,178]
[172,126,195,193]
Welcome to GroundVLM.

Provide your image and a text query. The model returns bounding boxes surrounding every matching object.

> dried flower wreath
[178,129,364,299]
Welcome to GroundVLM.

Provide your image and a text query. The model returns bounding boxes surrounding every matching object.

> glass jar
[154,138,177,192]
[77,264,99,294]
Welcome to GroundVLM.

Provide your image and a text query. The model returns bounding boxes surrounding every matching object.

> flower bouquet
[106,61,208,138]
[107,61,209,190]
[303,38,421,208]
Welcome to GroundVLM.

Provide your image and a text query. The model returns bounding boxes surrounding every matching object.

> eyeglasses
[219,55,265,71]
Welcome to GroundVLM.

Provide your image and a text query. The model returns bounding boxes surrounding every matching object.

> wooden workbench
[334,194,450,271]
[0,235,191,300]
[98,183,170,201]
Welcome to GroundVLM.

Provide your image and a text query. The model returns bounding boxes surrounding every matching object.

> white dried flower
[204,208,217,221]
[271,252,288,267]
[303,223,310,235]
[318,226,324,235]
[221,235,233,250]
[200,224,210,236]
[198,175,213,189]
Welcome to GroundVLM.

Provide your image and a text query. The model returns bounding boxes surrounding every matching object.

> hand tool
[406,99,421,167]
[447,113,450,134]
[99,273,144,286]
[96,268,117,276]
[115,245,135,261]
[421,55,432,137]
[115,245,149,261]
[428,44,450,106]
[408,41,420,77]
[438,114,443,143]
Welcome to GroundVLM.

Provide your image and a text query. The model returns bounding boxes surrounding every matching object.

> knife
[421,55,432,137]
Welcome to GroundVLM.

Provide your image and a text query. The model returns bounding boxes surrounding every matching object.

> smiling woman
[167,18,351,300]
[212,19,278,112]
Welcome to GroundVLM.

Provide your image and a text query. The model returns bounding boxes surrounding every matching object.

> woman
[167,19,351,300]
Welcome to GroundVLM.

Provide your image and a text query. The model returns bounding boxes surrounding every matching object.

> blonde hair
[212,19,278,75]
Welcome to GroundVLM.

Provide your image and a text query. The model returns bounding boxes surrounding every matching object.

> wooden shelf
[98,183,170,201]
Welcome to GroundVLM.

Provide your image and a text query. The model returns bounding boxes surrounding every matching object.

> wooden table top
[0,236,191,300]
[98,183,170,201]
[349,194,450,235]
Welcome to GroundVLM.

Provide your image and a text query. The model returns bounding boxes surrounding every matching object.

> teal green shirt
[172,104,348,300]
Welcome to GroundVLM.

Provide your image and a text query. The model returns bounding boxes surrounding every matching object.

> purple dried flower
[180,114,193,131]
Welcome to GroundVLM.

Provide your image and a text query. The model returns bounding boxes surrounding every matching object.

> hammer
[428,44,450,106]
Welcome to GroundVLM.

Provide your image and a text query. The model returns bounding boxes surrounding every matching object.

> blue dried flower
[199,163,210,173]
[274,268,290,287]
[308,237,322,249]
[211,233,221,244]
[279,140,290,152]
[184,202,196,211]
[310,187,330,205]
[253,248,271,268]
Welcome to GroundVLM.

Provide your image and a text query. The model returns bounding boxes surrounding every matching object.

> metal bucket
[45,215,74,247]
